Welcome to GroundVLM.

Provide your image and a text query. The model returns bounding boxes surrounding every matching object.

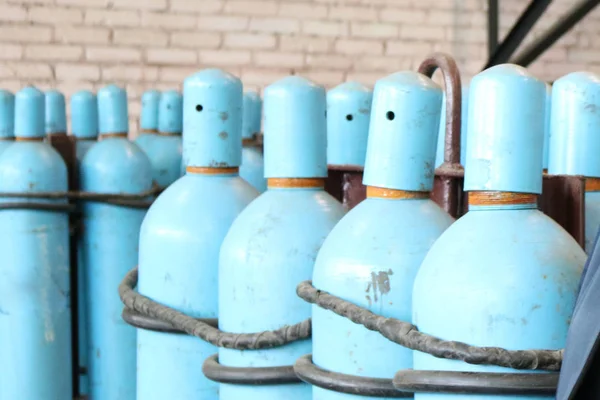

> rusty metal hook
[417,53,464,217]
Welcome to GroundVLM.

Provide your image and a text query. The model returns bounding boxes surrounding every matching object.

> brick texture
[0,0,596,134]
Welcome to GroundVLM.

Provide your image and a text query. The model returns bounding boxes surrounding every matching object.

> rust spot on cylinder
[267,178,325,188]
[220,111,229,121]
[218,131,228,140]
[186,166,239,175]
[585,177,600,192]
[366,186,429,199]
[468,191,538,206]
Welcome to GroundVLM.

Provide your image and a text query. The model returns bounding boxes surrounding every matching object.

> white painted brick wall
[0,0,597,134]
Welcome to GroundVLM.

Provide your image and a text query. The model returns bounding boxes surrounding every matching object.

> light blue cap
[183,68,243,168]
[363,71,442,191]
[542,83,551,170]
[327,82,372,167]
[141,90,160,131]
[158,90,183,134]
[97,84,128,135]
[70,90,98,139]
[264,76,327,178]
[45,90,66,135]
[465,64,546,194]
[548,72,600,177]
[0,90,15,138]
[15,86,45,138]
[242,91,262,139]
[435,86,469,168]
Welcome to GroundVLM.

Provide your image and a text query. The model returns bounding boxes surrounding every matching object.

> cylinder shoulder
[0,142,67,191]
[142,174,258,236]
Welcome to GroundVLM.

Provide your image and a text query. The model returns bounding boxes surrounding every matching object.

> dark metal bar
[488,0,499,56]
[511,0,600,67]
[485,0,552,68]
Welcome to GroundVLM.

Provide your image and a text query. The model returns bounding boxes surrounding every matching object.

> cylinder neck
[468,191,538,210]
[100,133,128,139]
[586,177,600,193]
[16,136,44,142]
[267,178,324,189]
[186,166,239,175]
[366,186,429,200]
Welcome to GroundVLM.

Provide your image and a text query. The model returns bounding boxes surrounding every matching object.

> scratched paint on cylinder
[137,69,258,400]
[82,84,153,400]
[312,71,453,400]
[413,64,585,400]
[548,72,600,253]
[0,86,72,399]
[219,76,345,400]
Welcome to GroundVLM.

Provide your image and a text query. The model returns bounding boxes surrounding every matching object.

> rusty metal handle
[418,53,462,167]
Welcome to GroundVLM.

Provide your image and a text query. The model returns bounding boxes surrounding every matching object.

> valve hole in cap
[386,111,395,121]
[346,114,353,121]
[196,104,203,112]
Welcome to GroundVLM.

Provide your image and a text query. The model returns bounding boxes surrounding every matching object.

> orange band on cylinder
[47,132,67,136]
[186,166,239,175]
[158,131,181,137]
[267,178,325,188]
[468,191,538,206]
[140,129,158,134]
[100,133,128,139]
[367,186,429,199]
[586,177,600,192]
[0,137,14,141]
[15,137,44,142]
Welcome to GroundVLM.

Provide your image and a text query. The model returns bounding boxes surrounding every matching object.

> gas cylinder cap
[548,71,600,178]
[141,90,160,132]
[363,70,442,192]
[45,90,66,135]
[327,81,372,168]
[0,90,15,139]
[15,86,45,139]
[263,75,327,179]
[464,63,546,195]
[97,84,128,136]
[183,68,243,169]
[158,90,182,135]
[242,91,261,139]
[71,90,98,139]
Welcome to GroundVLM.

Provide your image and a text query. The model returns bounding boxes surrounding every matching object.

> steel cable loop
[296,281,563,372]
[119,267,312,350]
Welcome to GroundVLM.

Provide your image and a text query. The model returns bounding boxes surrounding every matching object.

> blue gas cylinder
[412,65,586,400]
[311,71,454,400]
[240,90,266,192]
[136,69,259,399]
[0,86,72,398]
[434,86,468,167]
[548,72,600,253]
[70,89,98,396]
[135,90,161,152]
[45,89,67,136]
[218,76,345,400]
[542,83,551,171]
[326,81,372,168]
[0,90,15,153]
[135,90,183,189]
[81,84,153,400]
[71,90,98,161]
